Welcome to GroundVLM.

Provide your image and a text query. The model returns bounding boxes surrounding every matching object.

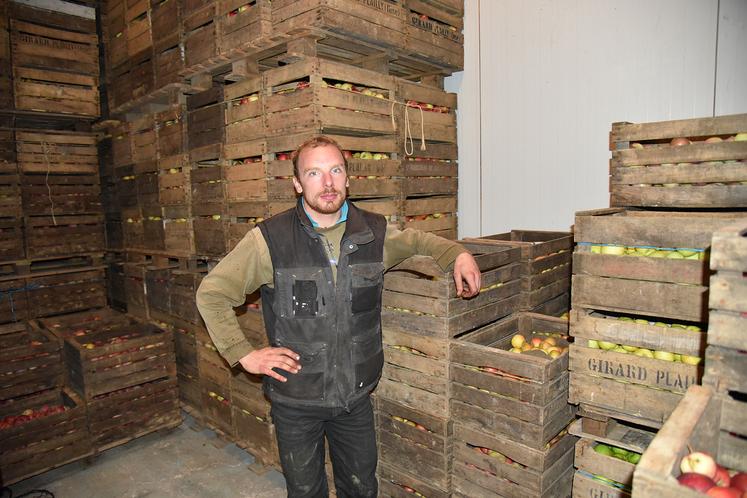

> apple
[530,337,543,348]
[587,340,600,349]
[678,472,716,492]
[276,153,289,161]
[601,245,626,256]
[653,350,676,362]
[706,488,741,498]
[627,453,641,464]
[622,345,639,352]
[671,137,691,147]
[680,354,702,365]
[511,334,526,349]
[634,348,654,358]
[681,452,717,478]
[590,245,602,254]
[730,473,747,492]
[704,136,723,143]
[733,132,747,142]
[713,466,731,487]
[594,444,614,457]
[598,341,617,351]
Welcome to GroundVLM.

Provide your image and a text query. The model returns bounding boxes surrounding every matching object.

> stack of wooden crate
[567,113,747,498]
[449,312,576,497]
[465,231,573,315]
[375,241,521,496]
[0,3,11,110]
[36,308,181,452]
[0,320,91,487]
[702,222,747,461]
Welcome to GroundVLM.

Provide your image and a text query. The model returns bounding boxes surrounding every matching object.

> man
[196,136,481,498]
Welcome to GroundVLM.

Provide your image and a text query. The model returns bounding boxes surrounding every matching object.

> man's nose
[322,171,333,186]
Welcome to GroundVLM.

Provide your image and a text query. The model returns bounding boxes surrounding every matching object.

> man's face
[293,144,349,219]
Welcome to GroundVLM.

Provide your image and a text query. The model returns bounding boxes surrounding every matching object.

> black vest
[257,200,387,408]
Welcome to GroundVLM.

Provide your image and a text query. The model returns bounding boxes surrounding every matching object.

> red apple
[342,150,353,159]
[714,466,731,487]
[678,472,716,492]
[681,452,717,478]
[671,137,691,147]
[276,153,289,161]
[731,473,747,492]
[706,487,741,498]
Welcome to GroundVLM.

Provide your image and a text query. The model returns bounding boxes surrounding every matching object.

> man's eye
[332,167,343,174]
[307,170,318,176]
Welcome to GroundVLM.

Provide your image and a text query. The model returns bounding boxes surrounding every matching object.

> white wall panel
[715,0,747,115]
[476,0,718,234]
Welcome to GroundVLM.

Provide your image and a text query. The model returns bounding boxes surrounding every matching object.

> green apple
[734,132,747,141]
[627,453,641,464]
[601,245,626,256]
[671,324,687,329]
[587,340,600,349]
[598,341,618,351]
[651,250,669,258]
[654,322,670,328]
[622,345,639,352]
[673,353,682,362]
[681,354,702,365]
[667,251,685,259]
[590,245,602,254]
[612,346,629,354]
[636,247,656,257]
[677,249,697,258]
[594,444,614,457]
[653,350,675,361]
[634,348,654,358]
[634,319,650,325]
[618,316,634,322]
[686,325,701,332]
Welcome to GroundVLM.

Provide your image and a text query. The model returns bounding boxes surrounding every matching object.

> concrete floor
[7,413,287,498]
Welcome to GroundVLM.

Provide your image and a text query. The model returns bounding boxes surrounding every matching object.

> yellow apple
[511,334,526,349]
[653,350,675,361]
[680,355,702,365]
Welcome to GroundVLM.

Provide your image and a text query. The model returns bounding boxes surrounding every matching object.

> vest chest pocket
[275,267,330,318]
[350,262,384,315]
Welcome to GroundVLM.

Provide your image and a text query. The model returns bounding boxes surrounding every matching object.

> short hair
[291,135,348,178]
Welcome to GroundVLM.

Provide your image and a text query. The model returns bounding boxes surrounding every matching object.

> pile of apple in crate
[0,308,181,486]
[568,113,747,498]
[375,227,576,498]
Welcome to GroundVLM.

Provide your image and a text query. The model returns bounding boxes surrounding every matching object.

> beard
[304,187,346,215]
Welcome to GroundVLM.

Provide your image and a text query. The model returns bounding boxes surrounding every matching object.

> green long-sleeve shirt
[196,222,467,367]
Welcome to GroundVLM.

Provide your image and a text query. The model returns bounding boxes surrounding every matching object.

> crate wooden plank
[0,322,63,400]
[378,428,451,491]
[569,372,683,430]
[706,310,745,351]
[710,222,747,272]
[452,459,573,498]
[451,398,575,450]
[709,271,747,315]
[574,438,637,490]
[574,208,747,249]
[377,461,450,498]
[610,114,747,144]
[703,345,747,395]
[568,417,655,455]
[610,184,747,209]
[573,471,630,498]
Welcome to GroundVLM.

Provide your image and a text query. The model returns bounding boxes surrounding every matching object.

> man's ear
[293,176,303,194]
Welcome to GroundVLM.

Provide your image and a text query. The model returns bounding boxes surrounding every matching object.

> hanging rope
[41,140,57,226]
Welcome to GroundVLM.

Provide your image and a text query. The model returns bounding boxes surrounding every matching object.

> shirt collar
[302,199,348,228]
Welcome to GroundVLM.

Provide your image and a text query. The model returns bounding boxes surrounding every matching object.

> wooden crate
[27,267,107,319]
[109,62,133,110]
[183,3,218,69]
[378,460,450,498]
[0,174,20,218]
[132,119,158,167]
[157,107,187,159]
[10,17,100,117]
[145,266,172,317]
[263,58,396,137]
[378,426,451,492]
[110,122,133,168]
[382,242,522,338]
[126,0,152,58]
[397,79,457,144]
[16,130,98,175]
[151,0,182,54]
[158,155,190,206]
[632,385,747,497]
[454,422,577,475]
[0,322,62,401]
[21,173,101,216]
[450,312,570,407]
[465,230,573,311]
[705,222,747,353]
[59,320,175,400]
[572,438,637,498]
[452,424,575,498]
[376,328,450,418]
[217,0,272,55]
[0,387,92,487]
[201,377,235,437]
[0,128,15,168]
[230,371,278,467]
[0,218,24,262]
[403,0,463,70]
[452,459,573,498]
[609,114,747,208]
[188,86,226,153]
[272,0,406,51]
[573,208,747,322]
[87,376,181,452]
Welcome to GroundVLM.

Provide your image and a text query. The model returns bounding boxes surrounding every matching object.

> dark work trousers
[270,395,378,498]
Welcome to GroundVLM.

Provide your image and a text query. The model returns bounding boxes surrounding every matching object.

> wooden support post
[190,73,214,93]
[224,57,260,82]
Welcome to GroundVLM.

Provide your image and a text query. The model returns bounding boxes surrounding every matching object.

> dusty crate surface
[452,458,573,498]
[15,130,98,175]
[0,387,92,486]
[632,385,747,497]
[609,114,747,209]
[377,460,450,498]
[402,0,463,71]
[376,396,451,452]
[0,322,62,401]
